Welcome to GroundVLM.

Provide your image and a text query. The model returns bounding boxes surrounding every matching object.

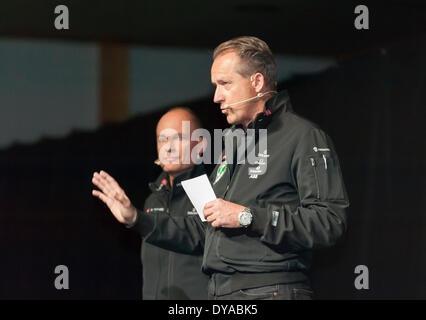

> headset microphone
[222,91,277,109]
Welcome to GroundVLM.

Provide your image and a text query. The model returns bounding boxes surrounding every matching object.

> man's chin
[225,114,237,125]
[163,164,194,175]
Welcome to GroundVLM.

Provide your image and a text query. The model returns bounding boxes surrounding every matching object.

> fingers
[204,201,214,210]
[204,207,211,218]
[92,189,113,207]
[204,199,238,228]
[100,170,123,193]
[206,213,216,223]
[204,199,222,225]
[203,203,216,219]
[211,220,221,228]
[203,199,220,216]
[204,207,220,225]
[209,215,222,228]
[92,172,115,198]
[92,171,124,199]
[204,198,221,209]
[92,171,132,210]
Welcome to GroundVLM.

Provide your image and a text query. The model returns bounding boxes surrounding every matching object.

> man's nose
[213,87,224,104]
[164,140,173,152]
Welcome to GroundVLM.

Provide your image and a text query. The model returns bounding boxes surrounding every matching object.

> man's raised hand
[91,170,137,225]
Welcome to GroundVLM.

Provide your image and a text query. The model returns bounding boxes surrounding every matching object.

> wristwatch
[238,207,253,228]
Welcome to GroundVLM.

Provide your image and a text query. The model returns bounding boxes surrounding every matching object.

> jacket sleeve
[249,127,349,251]
[127,208,207,255]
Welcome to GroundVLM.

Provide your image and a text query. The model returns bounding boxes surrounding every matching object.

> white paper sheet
[181,174,216,222]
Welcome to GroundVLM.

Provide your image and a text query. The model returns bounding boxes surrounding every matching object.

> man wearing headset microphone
[92,108,209,299]
[93,36,349,300]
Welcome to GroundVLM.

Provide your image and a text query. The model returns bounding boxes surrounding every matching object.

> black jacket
[132,91,349,296]
[131,164,209,300]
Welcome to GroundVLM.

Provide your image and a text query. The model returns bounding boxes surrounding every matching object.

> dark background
[1,0,426,299]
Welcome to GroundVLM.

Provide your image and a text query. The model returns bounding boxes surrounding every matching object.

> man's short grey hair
[213,36,277,90]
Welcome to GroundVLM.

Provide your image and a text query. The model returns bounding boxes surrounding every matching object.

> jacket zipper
[310,158,320,199]
[313,147,329,170]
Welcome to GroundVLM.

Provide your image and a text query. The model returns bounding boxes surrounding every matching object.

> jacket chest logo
[213,160,227,185]
[248,150,269,179]
[187,207,198,216]
[146,207,165,214]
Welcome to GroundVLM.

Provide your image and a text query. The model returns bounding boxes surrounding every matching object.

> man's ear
[198,137,207,156]
[252,72,265,93]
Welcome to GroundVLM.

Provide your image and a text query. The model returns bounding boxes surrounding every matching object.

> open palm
[92,170,137,225]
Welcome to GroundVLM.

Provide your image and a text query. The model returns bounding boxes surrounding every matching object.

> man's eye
[158,137,167,142]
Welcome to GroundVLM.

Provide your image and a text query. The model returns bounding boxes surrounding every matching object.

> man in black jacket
[97,36,350,300]
[92,107,209,299]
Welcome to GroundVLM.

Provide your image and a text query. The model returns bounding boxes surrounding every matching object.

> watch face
[239,210,252,226]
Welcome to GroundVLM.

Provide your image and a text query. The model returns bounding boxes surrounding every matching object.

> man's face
[211,51,257,125]
[156,113,198,176]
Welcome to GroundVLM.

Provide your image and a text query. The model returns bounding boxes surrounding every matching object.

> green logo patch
[213,162,227,185]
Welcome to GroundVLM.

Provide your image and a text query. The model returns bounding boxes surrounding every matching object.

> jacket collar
[247,90,292,129]
[264,90,291,114]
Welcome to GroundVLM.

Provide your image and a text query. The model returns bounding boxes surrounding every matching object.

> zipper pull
[322,154,328,170]
[313,147,331,152]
